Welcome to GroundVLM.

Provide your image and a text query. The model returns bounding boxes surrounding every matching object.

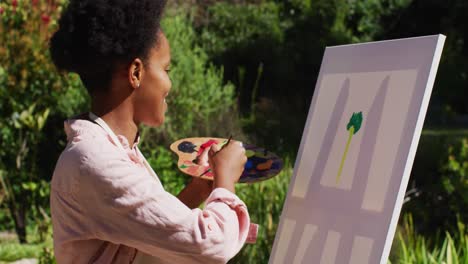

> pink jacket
[50,118,256,264]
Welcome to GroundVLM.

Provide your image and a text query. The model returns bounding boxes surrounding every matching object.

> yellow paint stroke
[336,126,354,184]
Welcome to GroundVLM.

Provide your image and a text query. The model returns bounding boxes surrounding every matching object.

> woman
[49,0,255,263]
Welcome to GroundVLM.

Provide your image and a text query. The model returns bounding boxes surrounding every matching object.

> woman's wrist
[213,175,235,193]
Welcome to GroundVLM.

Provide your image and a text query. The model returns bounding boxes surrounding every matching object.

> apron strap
[88,112,126,151]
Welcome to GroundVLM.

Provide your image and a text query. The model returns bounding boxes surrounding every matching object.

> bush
[199,2,284,56]
[440,138,468,225]
[38,245,56,264]
[195,1,305,156]
[0,0,88,242]
[403,134,468,235]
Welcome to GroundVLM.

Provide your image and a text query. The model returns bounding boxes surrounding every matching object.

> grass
[0,225,53,263]
[389,215,468,264]
[0,242,44,262]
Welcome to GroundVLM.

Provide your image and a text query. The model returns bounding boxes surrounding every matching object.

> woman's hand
[177,140,246,207]
[209,140,247,193]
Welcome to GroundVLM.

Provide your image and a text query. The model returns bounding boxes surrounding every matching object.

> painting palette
[170,137,284,183]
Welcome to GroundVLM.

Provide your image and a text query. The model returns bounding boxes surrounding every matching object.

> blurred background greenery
[0,0,467,263]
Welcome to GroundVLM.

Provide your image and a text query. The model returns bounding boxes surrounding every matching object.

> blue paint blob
[178,141,197,153]
[245,160,254,170]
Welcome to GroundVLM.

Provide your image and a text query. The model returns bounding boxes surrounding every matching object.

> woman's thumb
[209,144,220,156]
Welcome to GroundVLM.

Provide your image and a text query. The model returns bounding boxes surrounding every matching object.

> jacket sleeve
[75,150,250,263]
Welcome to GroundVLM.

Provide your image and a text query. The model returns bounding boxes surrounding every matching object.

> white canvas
[269,35,445,264]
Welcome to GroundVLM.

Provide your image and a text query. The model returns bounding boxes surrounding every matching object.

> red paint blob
[197,139,218,155]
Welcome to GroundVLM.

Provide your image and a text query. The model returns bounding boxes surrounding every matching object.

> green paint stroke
[336,112,363,184]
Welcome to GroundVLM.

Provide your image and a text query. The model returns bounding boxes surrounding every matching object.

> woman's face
[134,31,172,127]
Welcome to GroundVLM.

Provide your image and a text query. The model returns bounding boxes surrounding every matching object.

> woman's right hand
[208,140,247,193]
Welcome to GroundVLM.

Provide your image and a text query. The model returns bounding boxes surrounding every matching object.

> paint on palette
[170,137,284,183]
[197,139,219,155]
[177,141,197,153]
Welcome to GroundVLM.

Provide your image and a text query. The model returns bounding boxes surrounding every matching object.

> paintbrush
[198,135,233,177]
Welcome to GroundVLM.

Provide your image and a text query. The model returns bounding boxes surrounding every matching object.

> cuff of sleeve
[246,223,259,244]
[206,188,247,209]
[206,188,259,244]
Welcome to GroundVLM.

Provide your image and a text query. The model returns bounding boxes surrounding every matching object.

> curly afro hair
[50,0,167,93]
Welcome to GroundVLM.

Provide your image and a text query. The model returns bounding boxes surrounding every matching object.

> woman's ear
[129,58,144,90]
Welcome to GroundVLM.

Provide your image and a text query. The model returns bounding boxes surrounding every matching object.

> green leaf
[347,111,363,134]
[442,177,455,194]
[21,182,37,191]
[36,108,50,131]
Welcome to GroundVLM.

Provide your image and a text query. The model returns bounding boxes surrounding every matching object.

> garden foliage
[0,0,88,243]
[0,0,467,263]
